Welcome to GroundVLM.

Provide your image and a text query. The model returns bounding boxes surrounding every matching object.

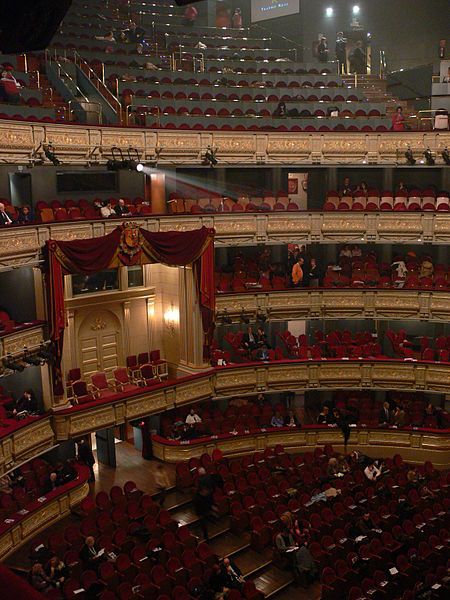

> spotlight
[423,148,435,165]
[442,147,450,165]
[23,355,44,366]
[37,345,53,362]
[4,355,25,372]
[202,145,218,168]
[240,310,249,324]
[43,143,61,166]
[352,5,360,15]
[404,147,416,165]
[325,7,333,17]
[136,163,144,172]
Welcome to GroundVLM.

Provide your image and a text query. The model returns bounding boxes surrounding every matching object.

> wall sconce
[164,303,179,336]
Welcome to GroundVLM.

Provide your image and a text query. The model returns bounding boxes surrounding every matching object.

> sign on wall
[251,0,300,23]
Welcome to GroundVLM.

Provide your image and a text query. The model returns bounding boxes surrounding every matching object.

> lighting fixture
[202,145,218,168]
[404,147,416,165]
[442,147,450,165]
[423,148,435,166]
[353,5,360,15]
[43,143,61,166]
[325,7,333,17]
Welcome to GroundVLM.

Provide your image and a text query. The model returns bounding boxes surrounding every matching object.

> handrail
[45,49,91,105]
[72,50,126,125]
[251,22,302,63]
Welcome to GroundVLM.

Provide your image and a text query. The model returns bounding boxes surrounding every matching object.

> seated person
[284,410,299,427]
[43,472,60,494]
[353,512,376,537]
[271,411,284,428]
[317,406,331,424]
[45,555,68,587]
[276,517,317,583]
[255,326,269,347]
[364,461,382,481]
[0,69,21,104]
[55,462,77,485]
[13,389,37,415]
[100,201,115,218]
[0,474,13,494]
[221,557,245,591]
[114,198,132,217]
[254,344,270,361]
[208,563,228,597]
[28,562,52,594]
[185,408,202,425]
[392,405,406,427]
[337,454,350,473]
[79,536,105,568]
[17,205,33,224]
[326,457,341,478]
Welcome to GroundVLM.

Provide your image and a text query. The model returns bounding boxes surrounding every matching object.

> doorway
[8,171,32,208]
[77,309,123,380]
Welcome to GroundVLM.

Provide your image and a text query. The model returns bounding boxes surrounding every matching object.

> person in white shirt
[100,201,115,218]
[364,462,382,481]
[0,202,13,226]
[186,408,202,425]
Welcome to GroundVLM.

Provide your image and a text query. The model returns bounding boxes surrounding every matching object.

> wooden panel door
[78,310,123,380]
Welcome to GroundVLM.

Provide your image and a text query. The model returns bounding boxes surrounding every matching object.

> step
[233,547,272,579]
[162,488,193,511]
[207,530,250,558]
[252,564,295,598]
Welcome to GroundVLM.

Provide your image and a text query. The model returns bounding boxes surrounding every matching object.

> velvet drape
[45,225,215,393]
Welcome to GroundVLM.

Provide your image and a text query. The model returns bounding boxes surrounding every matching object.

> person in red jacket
[391,105,405,131]
[0,69,21,104]
[182,4,198,27]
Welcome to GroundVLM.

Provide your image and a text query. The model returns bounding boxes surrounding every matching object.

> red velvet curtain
[45,225,215,391]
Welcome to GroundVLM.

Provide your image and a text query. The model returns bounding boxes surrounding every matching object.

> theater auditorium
[0,0,449,599]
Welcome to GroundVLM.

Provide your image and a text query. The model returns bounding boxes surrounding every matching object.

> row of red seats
[147,122,391,133]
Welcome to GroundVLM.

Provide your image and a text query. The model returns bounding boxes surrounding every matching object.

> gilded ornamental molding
[216,289,450,323]
[0,213,449,268]
[0,120,449,165]
[152,427,450,468]
[0,417,55,476]
[50,360,450,441]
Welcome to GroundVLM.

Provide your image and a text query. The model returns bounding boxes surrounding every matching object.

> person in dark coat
[77,438,96,481]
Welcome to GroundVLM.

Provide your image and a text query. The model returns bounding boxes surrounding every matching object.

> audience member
[43,472,60,494]
[254,344,270,361]
[391,106,405,132]
[326,457,340,478]
[0,69,21,104]
[182,4,198,27]
[337,454,350,473]
[231,8,243,29]
[77,438,96,482]
[114,198,132,217]
[243,326,257,351]
[308,258,320,287]
[378,401,392,425]
[284,410,300,427]
[0,202,13,226]
[276,516,317,584]
[255,326,269,348]
[335,32,347,74]
[353,512,376,537]
[221,557,245,590]
[186,407,202,425]
[291,257,304,287]
[193,484,215,541]
[17,205,33,224]
[100,201,115,218]
[271,411,284,428]
[349,41,366,74]
[339,177,353,196]
[79,536,104,568]
[393,405,406,427]
[28,562,53,593]
[0,474,13,494]
[45,555,68,587]
[364,461,382,481]
[317,406,331,424]
[13,389,37,415]
[317,36,329,62]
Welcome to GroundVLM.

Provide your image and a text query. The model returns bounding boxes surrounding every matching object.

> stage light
[202,145,218,168]
[442,147,450,165]
[136,163,144,172]
[43,143,61,166]
[4,356,25,372]
[23,355,44,366]
[352,5,360,15]
[405,147,416,165]
[325,7,334,17]
[423,148,435,165]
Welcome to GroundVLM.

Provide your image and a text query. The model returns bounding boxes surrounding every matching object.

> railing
[379,50,387,78]
[251,22,302,63]
[72,50,125,125]
[171,49,205,73]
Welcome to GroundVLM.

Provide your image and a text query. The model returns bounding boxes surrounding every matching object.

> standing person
[232,8,243,29]
[77,438,96,482]
[317,36,329,63]
[193,484,214,541]
[308,258,320,287]
[349,41,366,74]
[334,409,351,452]
[182,4,198,27]
[154,463,171,506]
[335,32,347,74]
[291,257,304,287]
[391,106,405,131]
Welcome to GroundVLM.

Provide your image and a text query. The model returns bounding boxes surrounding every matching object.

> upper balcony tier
[1,212,449,269]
